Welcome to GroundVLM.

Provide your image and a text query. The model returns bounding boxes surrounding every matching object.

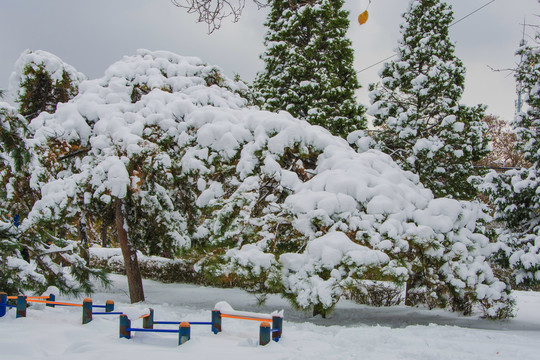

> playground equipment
[119,302,283,346]
[1,292,284,347]
[0,292,118,324]
[119,313,193,346]
[211,302,283,345]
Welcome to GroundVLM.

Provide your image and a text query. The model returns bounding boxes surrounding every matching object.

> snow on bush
[25,49,512,318]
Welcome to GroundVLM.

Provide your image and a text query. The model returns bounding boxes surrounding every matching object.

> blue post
[272,316,283,341]
[0,292,6,317]
[179,322,191,345]
[211,310,221,334]
[47,294,55,308]
[105,300,114,313]
[143,308,154,329]
[119,314,131,339]
[82,298,92,324]
[16,295,26,318]
[260,322,271,346]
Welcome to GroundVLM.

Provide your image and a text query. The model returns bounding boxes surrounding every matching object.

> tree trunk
[115,199,145,303]
[78,212,89,262]
[101,222,108,248]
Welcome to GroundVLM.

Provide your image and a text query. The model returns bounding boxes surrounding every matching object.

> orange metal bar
[138,314,150,319]
[26,299,82,307]
[221,314,272,322]
[7,296,50,300]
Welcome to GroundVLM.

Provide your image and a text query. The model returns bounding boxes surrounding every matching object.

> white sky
[0,0,538,121]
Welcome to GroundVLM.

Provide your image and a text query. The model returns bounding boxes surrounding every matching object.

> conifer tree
[0,51,107,296]
[10,50,85,119]
[368,0,488,199]
[254,0,365,138]
[479,32,540,286]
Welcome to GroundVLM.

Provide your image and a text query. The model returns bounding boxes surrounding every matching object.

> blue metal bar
[126,328,180,333]
[271,329,280,332]
[92,312,123,315]
[92,305,107,308]
[154,320,212,325]
[2,304,16,308]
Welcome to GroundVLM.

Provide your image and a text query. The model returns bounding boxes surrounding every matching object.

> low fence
[0,292,118,324]
[0,292,283,346]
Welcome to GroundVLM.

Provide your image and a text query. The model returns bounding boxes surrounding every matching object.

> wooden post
[119,314,131,339]
[16,295,26,318]
[82,298,92,324]
[259,322,271,346]
[0,292,6,317]
[143,308,154,329]
[272,316,283,341]
[47,294,55,308]
[105,300,114,313]
[179,322,191,345]
[211,310,221,334]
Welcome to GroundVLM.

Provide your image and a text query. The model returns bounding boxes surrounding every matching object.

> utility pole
[517,17,526,114]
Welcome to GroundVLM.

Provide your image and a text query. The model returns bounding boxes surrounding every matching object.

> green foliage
[0,50,107,297]
[368,0,489,199]
[17,63,80,119]
[0,219,109,296]
[477,33,540,287]
[254,0,365,138]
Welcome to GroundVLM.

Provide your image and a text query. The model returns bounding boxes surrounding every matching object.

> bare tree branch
[172,0,271,33]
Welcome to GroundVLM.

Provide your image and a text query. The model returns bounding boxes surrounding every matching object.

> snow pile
[25,49,511,317]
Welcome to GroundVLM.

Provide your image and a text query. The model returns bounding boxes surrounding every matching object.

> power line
[450,0,496,27]
[356,0,497,74]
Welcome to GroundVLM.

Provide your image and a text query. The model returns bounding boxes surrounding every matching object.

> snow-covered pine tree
[0,51,107,296]
[254,0,365,138]
[10,50,85,119]
[478,32,540,287]
[368,0,488,200]
[26,51,254,303]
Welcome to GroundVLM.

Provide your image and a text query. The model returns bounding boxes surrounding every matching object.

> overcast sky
[1,0,538,121]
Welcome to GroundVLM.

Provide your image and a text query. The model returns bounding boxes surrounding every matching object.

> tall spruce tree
[254,0,365,138]
[368,0,488,199]
[479,31,540,286]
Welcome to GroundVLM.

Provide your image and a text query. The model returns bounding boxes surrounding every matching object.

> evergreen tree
[478,32,540,286]
[10,50,85,119]
[0,51,107,296]
[26,50,254,303]
[254,0,365,138]
[368,0,488,199]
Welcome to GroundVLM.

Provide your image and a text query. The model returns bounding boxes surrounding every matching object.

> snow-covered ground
[1,274,539,359]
